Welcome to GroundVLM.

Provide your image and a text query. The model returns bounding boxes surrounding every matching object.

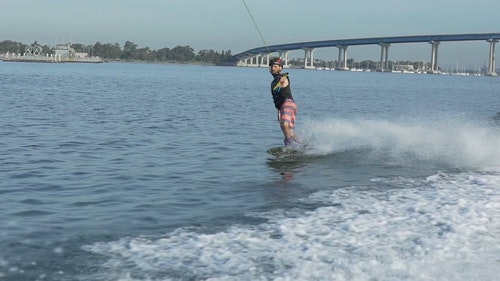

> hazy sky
[1,0,499,67]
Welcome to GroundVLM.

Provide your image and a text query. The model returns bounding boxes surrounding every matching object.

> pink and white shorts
[278,99,297,129]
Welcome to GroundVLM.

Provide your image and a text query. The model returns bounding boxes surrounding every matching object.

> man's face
[270,64,282,75]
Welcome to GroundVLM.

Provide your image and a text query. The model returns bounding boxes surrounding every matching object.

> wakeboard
[267,146,308,158]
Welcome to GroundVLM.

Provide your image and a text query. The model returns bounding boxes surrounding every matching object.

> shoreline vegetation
[0,40,233,65]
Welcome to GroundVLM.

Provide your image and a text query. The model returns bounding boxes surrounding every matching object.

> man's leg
[280,121,295,140]
[281,121,301,148]
[279,100,299,147]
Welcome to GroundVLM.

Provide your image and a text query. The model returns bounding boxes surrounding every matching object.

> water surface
[0,62,499,280]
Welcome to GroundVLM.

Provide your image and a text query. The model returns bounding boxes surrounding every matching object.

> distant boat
[1,43,103,63]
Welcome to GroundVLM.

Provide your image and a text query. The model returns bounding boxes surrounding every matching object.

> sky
[1,0,499,67]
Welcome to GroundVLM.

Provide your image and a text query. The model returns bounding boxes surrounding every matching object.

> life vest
[270,73,293,109]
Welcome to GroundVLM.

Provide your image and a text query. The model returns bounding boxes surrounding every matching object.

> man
[269,57,301,148]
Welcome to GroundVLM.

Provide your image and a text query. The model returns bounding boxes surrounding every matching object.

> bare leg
[280,121,295,140]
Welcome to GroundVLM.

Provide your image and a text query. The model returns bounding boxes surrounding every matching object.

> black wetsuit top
[270,73,293,109]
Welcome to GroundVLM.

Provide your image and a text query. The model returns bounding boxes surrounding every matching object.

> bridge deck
[233,33,500,60]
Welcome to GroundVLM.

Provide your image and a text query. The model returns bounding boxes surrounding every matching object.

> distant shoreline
[0,53,224,66]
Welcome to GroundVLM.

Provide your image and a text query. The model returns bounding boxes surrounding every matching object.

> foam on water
[299,118,500,168]
[83,170,499,281]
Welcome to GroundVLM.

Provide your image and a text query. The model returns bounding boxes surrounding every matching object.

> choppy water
[0,62,499,281]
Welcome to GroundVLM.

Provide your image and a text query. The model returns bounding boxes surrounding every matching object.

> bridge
[232,33,500,76]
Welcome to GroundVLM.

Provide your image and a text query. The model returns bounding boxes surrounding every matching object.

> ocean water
[0,62,499,281]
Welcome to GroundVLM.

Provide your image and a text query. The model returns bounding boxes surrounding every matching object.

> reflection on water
[266,157,307,181]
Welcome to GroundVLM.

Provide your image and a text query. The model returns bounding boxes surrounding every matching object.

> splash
[299,118,500,168]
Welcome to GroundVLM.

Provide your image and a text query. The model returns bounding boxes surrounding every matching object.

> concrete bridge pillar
[429,41,440,74]
[303,48,316,69]
[284,51,289,67]
[255,55,260,66]
[378,43,390,72]
[249,56,255,65]
[336,45,349,70]
[486,39,498,76]
[258,54,270,67]
[277,50,290,68]
[239,58,249,66]
[254,55,261,66]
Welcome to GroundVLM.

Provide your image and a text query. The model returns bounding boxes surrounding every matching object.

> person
[269,57,301,148]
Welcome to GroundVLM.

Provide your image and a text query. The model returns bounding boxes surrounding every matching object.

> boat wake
[82,169,500,281]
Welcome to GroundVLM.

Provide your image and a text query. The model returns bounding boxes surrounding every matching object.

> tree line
[0,40,232,63]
